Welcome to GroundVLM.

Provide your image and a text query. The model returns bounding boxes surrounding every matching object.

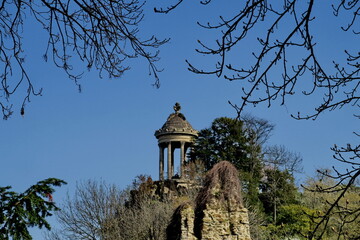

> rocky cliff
[166,161,252,240]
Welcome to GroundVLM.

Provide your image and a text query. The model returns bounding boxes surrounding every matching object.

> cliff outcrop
[167,161,252,240]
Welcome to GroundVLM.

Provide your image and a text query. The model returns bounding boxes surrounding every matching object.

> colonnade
[158,141,189,180]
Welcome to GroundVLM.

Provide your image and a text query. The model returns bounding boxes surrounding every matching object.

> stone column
[159,145,164,181]
[180,142,185,178]
[171,145,175,178]
[167,142,172,179]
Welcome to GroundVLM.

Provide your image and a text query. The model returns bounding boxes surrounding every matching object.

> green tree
[189,117,263,207]
[302,173,360,240]
[259,169,299,224]
[0,178,66,240]
[266,204,316,240]
[260,145,303,223]
[190,117,252,170]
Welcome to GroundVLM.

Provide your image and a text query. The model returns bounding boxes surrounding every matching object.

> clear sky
[0,1,358,239]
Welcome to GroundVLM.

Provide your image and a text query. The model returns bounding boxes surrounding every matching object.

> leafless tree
[45,180,126,240]
[261,145,302,224]
[264,145,303,175]
[46,179,174,240]
[241,114,275,146]
[155,1,359,238]
[103,196,173,240]
[0,0,168,119]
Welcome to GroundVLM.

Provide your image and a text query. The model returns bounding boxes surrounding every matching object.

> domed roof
[155,103,198,138]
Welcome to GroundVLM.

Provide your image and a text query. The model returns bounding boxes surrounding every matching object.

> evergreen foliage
[190,117,253,171]
[189,117,263,207]
[0,178,66,240]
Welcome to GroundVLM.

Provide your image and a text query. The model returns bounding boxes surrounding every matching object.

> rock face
[167,202,196,240]
[167,161,252,240]
[198,198,251,240]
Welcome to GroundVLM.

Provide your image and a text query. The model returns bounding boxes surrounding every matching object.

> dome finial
[173,102,181,113]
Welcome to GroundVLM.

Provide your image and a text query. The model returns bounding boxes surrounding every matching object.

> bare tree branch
[0,0,168,119]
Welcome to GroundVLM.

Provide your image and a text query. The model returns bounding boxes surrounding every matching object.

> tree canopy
[190,117,256,171]
[190,116,267,208]
[0,178,66,240]
[189,116,303,214]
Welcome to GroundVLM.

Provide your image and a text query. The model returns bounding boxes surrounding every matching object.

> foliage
[187,115,310,239]
[189,116,303,228]
[189,117,263,207]
[0,0,168,119]
[266,204,315,240]
[190,117,252,170]
[259,169,299,223]
[260,145,302,223]
[302,173,360,240]
[247,205,268,240]
[0,178,66,240]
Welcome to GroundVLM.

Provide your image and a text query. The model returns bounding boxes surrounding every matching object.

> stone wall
[166,161,252,240]
[198,190,251,240]
[167,202,197,240]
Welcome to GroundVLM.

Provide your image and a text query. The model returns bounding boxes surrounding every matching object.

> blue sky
[0,1,358,238]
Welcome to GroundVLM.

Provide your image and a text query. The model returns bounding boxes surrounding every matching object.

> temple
[154,104,252,240]
[155,103,198,180]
